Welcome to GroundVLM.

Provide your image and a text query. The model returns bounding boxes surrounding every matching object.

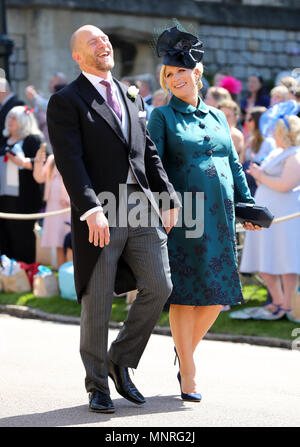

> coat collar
[169,94,209,115]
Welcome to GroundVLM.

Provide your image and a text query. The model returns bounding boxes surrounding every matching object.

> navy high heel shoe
[177,371,202,402]
[174,347,202,402]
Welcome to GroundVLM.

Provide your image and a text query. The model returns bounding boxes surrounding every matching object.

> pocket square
[138,111,147,118]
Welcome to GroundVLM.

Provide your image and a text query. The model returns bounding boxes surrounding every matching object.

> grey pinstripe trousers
[80,185,173,394]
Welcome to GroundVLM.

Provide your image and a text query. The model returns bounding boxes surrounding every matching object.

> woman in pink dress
[33,149,71,267]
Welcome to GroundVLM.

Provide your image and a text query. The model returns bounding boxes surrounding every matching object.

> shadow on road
[0,394,193,427]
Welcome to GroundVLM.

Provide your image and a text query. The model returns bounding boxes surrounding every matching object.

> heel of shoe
[177,371,202,402]
[174,346,180,366]
[181,391,202,402]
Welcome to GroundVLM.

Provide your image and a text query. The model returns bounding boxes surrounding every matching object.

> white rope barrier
[272,211,300,224]
[236,211,300,232]
[0,209,299,224]
[0,208,71,220]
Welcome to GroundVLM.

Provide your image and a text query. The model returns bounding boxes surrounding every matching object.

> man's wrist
[80,206,104,221]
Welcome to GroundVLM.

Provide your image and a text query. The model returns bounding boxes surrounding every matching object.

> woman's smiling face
[164,65,198,101]
[6,113,19,136]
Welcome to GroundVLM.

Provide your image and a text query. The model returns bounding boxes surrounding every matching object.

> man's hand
[86,210,110,247]
[25,85,38,102]
[161,207,179,234]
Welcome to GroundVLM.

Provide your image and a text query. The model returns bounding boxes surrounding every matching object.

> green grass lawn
[0,283,299,341]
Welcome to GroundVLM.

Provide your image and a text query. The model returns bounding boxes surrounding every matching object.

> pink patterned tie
[100,80,122,122]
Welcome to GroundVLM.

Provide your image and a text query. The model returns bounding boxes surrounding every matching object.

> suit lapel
[114,79,162,217]
[114,78,139,150]
[75,73,127,146]
[0,97,14,117]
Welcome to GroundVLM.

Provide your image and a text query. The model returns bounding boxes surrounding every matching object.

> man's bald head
[70,25,103,52]
[70,25,114,76]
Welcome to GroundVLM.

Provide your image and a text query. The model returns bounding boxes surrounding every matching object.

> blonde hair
[279,76,298,90]
[217,99,241,119]
[270,85,289,101]
[206,86,231,104]
[3,105,43,140]
[152,88,169,105]
[275,115,300,147]
[289,85,300,99]
[160,62,204,93]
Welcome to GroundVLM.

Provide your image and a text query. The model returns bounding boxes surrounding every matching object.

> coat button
[204,135,210,141]
[195,110,201,117]
[206,150,213,156]
[199,123,205,128]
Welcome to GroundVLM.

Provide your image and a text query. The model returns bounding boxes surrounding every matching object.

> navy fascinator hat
[156,26,204,69]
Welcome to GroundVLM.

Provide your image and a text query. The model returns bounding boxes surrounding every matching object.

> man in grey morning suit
[47,25,181,413]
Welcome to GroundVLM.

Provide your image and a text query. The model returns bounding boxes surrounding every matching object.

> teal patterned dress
[147,95,254,306]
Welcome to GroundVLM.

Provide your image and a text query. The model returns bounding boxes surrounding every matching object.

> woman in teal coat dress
[147,25,260,401]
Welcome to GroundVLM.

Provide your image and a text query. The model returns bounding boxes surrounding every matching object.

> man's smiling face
[72,26,114,75]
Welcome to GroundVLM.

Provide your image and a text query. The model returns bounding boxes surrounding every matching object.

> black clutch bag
[235,203,274,228]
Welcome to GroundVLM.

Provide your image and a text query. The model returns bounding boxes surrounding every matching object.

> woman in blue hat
[148,25,260,402]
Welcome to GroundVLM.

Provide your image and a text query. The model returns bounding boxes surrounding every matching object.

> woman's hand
[60,199,70,207]
[34,146,47,164]
[5,151,26,167]
[243,221,262,231]
[246,162,262,181]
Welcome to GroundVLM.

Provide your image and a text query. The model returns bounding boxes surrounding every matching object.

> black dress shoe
[89,390,115,413]
[108,358,146,405]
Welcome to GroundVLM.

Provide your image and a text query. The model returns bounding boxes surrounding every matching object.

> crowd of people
[203,72,300,321]
[0,55,299,316]
[0,74,71,269]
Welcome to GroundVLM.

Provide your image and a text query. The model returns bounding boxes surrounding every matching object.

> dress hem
[168,300,244,306]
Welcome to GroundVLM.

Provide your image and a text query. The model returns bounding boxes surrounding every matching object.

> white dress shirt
[80,71,137,221]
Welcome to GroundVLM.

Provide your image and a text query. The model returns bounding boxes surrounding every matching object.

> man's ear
[72,51,81,64]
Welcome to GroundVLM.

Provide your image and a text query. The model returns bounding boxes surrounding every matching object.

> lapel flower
[127,85,139,100]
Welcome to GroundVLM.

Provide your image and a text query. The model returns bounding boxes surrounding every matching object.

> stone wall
[200,25,300,84]
[4,0,300,101]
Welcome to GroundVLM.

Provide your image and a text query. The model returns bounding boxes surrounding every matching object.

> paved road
[0,314,300,427]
